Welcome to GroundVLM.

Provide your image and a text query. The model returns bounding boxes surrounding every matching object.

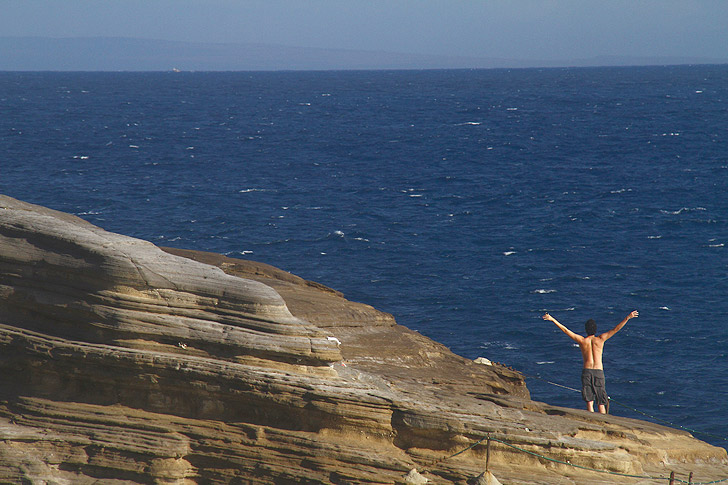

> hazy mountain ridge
[1,36,726,71]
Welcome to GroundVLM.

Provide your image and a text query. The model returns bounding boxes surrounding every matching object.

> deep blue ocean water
[1,67,726,449]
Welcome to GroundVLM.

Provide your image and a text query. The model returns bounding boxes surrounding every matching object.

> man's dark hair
[585,319,597,336]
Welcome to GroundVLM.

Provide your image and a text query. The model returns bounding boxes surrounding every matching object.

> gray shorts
[581,368,608,406]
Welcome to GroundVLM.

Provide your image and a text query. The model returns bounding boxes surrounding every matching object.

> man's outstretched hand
[628,310,639,319]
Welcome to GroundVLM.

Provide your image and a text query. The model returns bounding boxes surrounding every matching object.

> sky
[2,0,727,63]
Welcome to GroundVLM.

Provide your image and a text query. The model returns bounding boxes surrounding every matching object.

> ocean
[1,66,726,449]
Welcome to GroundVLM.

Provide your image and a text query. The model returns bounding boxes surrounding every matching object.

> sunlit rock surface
[0,195,726,484]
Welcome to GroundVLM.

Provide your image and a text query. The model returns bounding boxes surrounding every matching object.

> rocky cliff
[0,194,726,484]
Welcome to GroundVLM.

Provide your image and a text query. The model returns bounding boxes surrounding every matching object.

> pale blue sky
[2,0,727,62]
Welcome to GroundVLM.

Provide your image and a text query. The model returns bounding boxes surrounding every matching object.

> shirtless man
[542,311,639,414]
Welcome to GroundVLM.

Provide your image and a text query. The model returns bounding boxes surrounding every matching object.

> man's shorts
[581,368,608,406]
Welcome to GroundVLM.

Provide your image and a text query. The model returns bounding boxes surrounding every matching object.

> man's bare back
[579,335,605,369]
[542,311,638,413]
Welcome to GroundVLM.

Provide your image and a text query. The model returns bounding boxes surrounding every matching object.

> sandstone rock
[0,194,726,484]
[403,468,428,484]
[468,471,502,485]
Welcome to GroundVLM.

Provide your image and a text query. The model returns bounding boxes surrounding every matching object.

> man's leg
[582,369,596,412]
[593,370,608,414]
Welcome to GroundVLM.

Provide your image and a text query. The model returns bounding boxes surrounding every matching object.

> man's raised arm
[543,313,583,343]
[600,310,639,341]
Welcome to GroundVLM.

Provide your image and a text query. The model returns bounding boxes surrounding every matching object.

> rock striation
[0,194,726,484]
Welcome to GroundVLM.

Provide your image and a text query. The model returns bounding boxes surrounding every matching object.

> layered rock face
[0,194,726,484]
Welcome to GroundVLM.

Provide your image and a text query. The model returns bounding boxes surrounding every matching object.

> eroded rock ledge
[0,194,726,484]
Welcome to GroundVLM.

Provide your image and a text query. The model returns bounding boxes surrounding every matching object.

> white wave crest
[660,207,706,215]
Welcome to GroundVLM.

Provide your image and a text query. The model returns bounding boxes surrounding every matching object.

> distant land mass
[1,36,726,71]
